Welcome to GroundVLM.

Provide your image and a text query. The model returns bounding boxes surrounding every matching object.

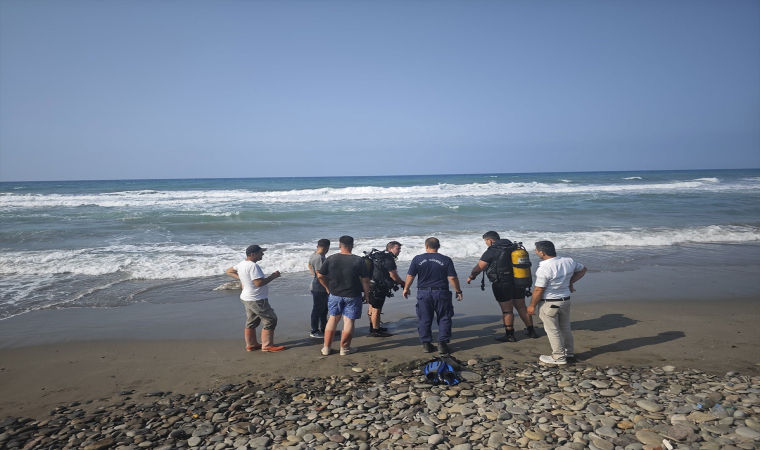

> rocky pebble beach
[2,357,759,450]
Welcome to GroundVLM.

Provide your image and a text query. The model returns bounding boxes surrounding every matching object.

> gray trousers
[538,300,574,361]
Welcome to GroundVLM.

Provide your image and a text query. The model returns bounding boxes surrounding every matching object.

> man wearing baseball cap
[225,245,285,352]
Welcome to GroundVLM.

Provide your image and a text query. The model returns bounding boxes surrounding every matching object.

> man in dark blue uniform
[402,237,463,354]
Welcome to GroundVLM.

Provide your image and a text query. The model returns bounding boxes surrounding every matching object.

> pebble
[0,361,757,450]
[636,430,665,445]
[428,433,444,445]
[735,427,760,439]
[593,437,615,450]
[636,399,664,412]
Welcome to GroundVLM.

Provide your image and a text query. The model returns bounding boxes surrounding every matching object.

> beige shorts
[242,299,278,330]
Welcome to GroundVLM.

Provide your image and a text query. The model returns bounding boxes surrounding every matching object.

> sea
[1,169,759,320]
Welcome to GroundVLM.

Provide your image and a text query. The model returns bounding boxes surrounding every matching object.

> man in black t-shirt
[317,235,370,356]
[466,231,538,342]
[403,237,463,354]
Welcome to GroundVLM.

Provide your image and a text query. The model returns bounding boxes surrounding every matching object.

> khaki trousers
[538,300,574,361]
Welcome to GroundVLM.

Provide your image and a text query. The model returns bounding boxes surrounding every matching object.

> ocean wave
[1,178,757,210]
[1,225,757,280]
[623,177,642,180]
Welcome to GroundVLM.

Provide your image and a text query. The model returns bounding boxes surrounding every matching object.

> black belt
[422,287,449,291]
[543,297,570,302]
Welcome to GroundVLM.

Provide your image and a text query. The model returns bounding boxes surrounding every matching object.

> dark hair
[424,237,440,249]
[535,241,556,256]
[339,235,354,248]
[317,239,330,248]
[482,231,500,241]
[386,241,402,250]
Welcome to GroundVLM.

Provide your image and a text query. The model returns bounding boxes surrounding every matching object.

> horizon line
[1,167,758,184]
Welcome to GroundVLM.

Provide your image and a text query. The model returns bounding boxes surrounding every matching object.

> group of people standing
[225,232,586,366]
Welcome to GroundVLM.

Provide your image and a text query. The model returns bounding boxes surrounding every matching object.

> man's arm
[317,273,330,293]
[402,274,415,299]
[569,267,587,292]
[361,277,370,302]
[389,269,405,288]
[308,264,315,276]
[225,267,240,280]
[252,271,281,287]
[465,261,489,284]
[526,286,545,315]
[448,276,463,301]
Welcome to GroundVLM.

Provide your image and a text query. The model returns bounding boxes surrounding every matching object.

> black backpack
[485,239,517,284]
[363,249,397,298]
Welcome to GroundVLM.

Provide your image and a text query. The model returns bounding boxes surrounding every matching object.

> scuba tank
[511,242,532,289]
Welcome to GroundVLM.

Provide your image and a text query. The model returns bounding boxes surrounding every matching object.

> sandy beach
[2,285,758,422]
[2,264,759,450]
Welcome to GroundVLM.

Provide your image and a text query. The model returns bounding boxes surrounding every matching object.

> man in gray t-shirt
[307,239,330,338]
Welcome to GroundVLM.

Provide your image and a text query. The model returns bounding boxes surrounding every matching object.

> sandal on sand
[261,345,286,353]
[246,344,263,351]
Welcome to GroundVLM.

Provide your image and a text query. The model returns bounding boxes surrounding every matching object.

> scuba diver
[466,231,538,342]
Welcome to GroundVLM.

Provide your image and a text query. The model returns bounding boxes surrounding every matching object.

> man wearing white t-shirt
[225,245,285,353]
[526,241,587,365]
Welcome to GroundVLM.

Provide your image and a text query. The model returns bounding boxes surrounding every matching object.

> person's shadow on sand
[574,331,685,360]
[572,314,640,332]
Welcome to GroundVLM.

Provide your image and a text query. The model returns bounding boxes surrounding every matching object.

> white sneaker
[321,347,331,356]
[310,331,324,339]
[539,354,567,365]
[340,347,358,356]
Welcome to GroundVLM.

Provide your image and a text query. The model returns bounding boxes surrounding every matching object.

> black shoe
[526,328,539,339]
[369,330,393,337]
[566,356,578,363]
[422,342,437,353]
[495,334,517,342]
[370,326,389,333]
[438,341,451,354]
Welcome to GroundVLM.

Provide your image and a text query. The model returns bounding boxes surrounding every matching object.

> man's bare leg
[513,297,538,338]
[340,317,355,349]
[370,306,382,330]
[495,300,517,342]
[513,298,533,327]
[499,300,515,328]
[244,328,261,351]
[323,315,341,350]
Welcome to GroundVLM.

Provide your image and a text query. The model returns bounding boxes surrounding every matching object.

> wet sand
[1,287,758,420]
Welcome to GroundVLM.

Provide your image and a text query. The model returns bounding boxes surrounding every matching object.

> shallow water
[1,169,758,319]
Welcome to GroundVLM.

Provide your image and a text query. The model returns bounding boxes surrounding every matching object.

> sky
[1,0,759,182]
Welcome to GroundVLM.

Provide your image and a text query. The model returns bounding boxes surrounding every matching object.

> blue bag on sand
[439,364,461,386]
[424,360,445,384]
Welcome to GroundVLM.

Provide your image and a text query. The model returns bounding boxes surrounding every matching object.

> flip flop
[261,345,286,352]
[423,360,444,385]
[439,364,461,386]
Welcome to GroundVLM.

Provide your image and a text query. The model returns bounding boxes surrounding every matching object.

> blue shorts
[327,295,363,320]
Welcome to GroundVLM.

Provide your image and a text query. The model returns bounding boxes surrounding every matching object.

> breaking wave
[1,177,755,210]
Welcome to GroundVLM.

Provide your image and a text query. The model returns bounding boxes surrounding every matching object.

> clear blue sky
[1,0,758,182]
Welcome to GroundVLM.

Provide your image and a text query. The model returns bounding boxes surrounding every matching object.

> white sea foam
[623,177,642,180]
[1,177,756,210]
[1,225,757,281]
